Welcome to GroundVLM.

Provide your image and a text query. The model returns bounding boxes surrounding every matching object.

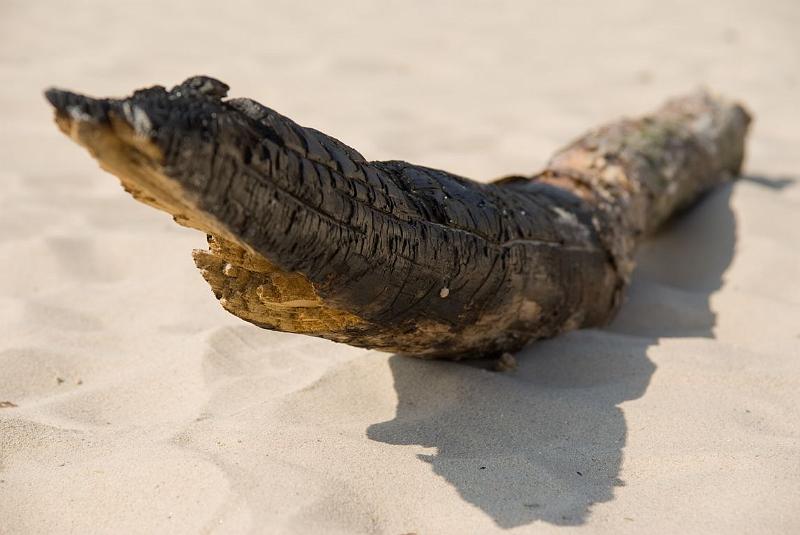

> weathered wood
[45,77,750,358]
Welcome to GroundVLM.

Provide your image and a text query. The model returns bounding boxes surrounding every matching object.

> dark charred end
[44,78,252,243]
[44,76,232,169]
[43,77,256,228]
[45,88,112,124]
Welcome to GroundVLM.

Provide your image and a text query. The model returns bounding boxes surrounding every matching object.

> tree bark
[45,77,750,358]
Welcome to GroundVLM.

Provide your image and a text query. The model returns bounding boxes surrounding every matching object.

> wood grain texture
[46,77,750,358]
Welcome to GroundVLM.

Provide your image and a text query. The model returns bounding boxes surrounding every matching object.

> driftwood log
[45,77,750,358]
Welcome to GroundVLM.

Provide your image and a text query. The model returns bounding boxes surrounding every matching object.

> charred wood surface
[46,77,750,358]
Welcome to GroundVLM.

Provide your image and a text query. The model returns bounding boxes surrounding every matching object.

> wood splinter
[45,77,750,359]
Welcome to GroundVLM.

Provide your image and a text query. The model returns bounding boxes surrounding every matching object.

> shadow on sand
[368,180,744,527]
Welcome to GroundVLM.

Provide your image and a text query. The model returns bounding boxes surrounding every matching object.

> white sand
[1,1,799,533]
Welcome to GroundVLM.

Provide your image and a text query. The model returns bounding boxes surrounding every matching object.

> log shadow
[367,181,741,528]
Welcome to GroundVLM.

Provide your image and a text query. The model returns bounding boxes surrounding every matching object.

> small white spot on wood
[551,206,591,241]
[223,263,237,276]
[551,206,579,225]
[122,102,152,137]
[67,105,92,122]
[439,287,450,298]
[197,79,217,95]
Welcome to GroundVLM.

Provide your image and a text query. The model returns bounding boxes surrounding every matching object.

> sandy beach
[1,1,799,533]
